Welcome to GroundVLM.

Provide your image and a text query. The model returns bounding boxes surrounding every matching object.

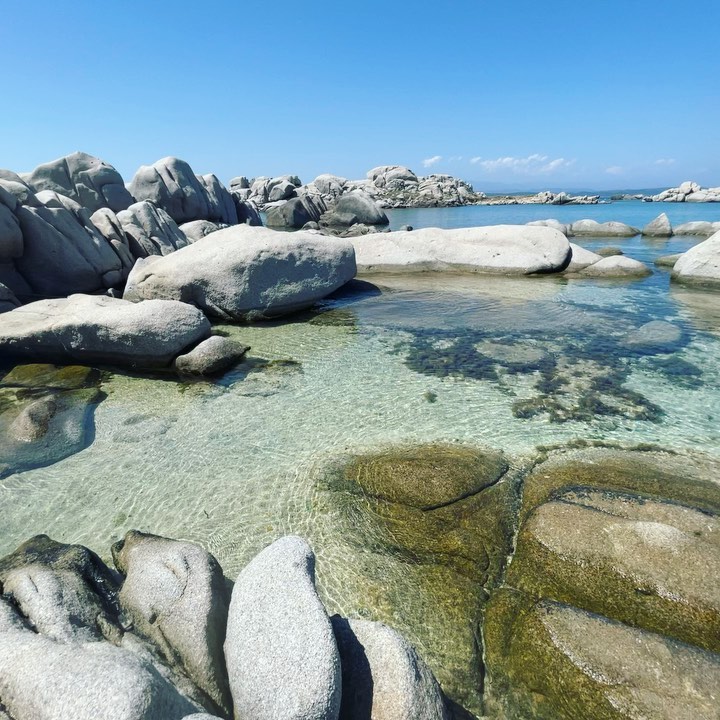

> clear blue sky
[2,1,719,191]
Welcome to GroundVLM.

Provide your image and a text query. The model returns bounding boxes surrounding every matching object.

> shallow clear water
[385,198,720,230]
[2,214,720,713]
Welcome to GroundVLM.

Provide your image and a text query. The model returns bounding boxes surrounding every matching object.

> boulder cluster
[647,180,720,203]
[0,532,449,720]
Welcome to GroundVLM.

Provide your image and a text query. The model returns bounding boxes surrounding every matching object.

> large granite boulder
[129,158,236,225]
[112,531,232,717]
[526,218,573,236]
[331,616,449,720]
[0,294,210,368]
[90,207,136,276]
[672,230,720,287]
[642,212,673,236]
[14,191,126,296]
[180,220,222,243]
[579,255,652,278]
[321,191,389,227]
[266,196,325,229]
[116,200,189,257]
[123,225,357,321]
[0,187,23,262]
[367,166,419,188]
[674,221,720,236]
[351,225,571,274]
[224,536,342,720]
[571,219,639,237]
[20,152,134,214]
[564,243,603,272]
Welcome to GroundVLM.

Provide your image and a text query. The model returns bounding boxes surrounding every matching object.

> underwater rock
[621,320,683,352]
[174,336,250,376]
[112,531,232,716]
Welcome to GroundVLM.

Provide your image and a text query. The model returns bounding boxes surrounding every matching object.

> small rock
[642,213,673,237]
[174,336,249,376]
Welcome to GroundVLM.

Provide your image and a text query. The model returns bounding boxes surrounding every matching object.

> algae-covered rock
[484,591,720,720]
[0,363,104,478]
[507,487,720,652]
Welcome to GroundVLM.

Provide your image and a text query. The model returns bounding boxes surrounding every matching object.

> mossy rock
[343,443,508,510]
[520,447,720,523]
[484,589,720,720]
[507,487,720,652]
[1,363,101,390]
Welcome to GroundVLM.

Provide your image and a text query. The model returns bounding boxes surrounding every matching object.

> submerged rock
[224,535,342,720]
[174,336,250,376]
[123,225,357,321]
[579,255,651,277]
[0,294,211,368]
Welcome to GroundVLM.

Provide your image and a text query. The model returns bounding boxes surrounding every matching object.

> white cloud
[470,154,574,174]
[422,155,442,168]
[655,158,676,165]
[605,166,624,175]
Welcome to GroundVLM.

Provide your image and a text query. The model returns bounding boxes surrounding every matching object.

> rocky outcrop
[20,152,134,214]
[123,225,357,321]
[112,531,232,716]
[130,158,237,225]
[649,181,720,203]
[320,191,389,227]
[351,225,571,275]
[0,294,211,368]
[642,212,673,236]
[224,536,342,720]
[672,230,720,287]
[331,616,449,720]
[571,219,639,237]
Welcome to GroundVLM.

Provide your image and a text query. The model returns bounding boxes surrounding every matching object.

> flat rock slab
[0,294,210,368]
[124,225,356,321]
[351,225,571,274]
[224,535,341,720]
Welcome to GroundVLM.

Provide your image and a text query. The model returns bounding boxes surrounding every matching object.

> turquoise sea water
[1,206,720,714]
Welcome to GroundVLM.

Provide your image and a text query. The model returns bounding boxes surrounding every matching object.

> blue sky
[1,1,719,190]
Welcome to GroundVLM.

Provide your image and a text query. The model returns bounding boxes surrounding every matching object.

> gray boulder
[197,174,238,225]
[174,336,249,375]
[656,253,683,268]
[332,616,449,720]
[351,225,570,275]
[565,243,603,272]
[224,536,342,720]
[180,220,222,243]
[123,225,356,321]
[0,632,200,720]
[367,166,419,187]
[90,207,136,275]
[321,192,389,227]
[642,213,673,237]
[15,192,126,296]
[571,219,639,237]
[674,221,720,236]
[526,219,573,236]
[266,196,324,229]
[117,201,189,257]
[112,531,232,717]
[0,197,23,261]
[0,294,210,368]
[672,230,720,287]
[579,255,652,278]
[230,195,262,226]
[21,151,134,214]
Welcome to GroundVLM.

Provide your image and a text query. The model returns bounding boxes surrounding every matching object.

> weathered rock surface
[650,181,720,203]
[174,336,250,375]
[123,225,357,321]
[321,192,389,227]
[90,207,136,276]
[130,158,236,225]
[266,196,325,229]
[674,221,720,236]
[331,616,449,720]
[655,252,683,267]
[0,282,20,313]
[526,218,573,236]
[21,152,134,214]
[112,531,232,717]
[351,225,571,274]
[180,220,222,243]
[672,230,720,287]
[117,200,189,257]
[571,219,639,237]
[564,243,602,272]
[579,255,651,277]
[642,212,673,236]
[224,535,342,720]
[0,294,210,368]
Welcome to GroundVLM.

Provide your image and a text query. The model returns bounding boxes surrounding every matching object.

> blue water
[385,200,720,231]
